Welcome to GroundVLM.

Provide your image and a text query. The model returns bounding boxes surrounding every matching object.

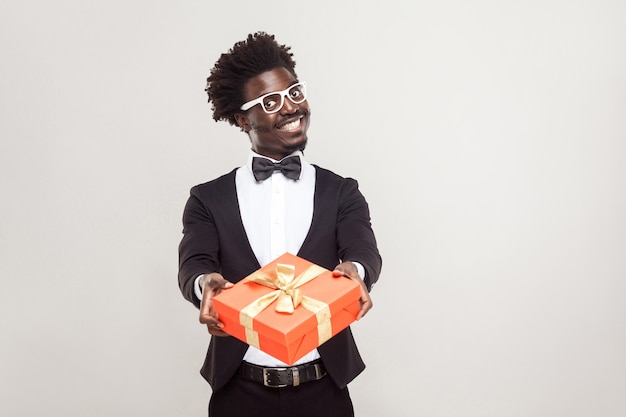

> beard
[286,137,307,153]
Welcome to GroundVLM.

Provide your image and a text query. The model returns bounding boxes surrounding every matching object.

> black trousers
[208,372,354,417]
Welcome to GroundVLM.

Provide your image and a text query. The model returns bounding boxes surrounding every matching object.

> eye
[263,97,279,111]
[290,88,302,99]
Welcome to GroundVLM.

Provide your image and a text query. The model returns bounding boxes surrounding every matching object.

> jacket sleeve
[336,178,382,291]
[178,187,221,308]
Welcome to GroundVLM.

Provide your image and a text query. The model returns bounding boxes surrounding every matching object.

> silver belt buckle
[263,367,288,388]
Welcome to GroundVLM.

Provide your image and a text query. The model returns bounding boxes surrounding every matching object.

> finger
[204,321,222,330]
[207,327,228,336]
[207,323,229,336]
[332,269,346,278]
[211,281,234,290]
[355,286,373,320]
[356,301,371,320]
[199,306,219,325]
[356,299,372,320]
[199,307,212,324]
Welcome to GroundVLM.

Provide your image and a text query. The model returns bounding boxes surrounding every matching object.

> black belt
[238,360,327,388]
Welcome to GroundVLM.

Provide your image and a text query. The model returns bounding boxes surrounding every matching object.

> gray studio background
[1,1,625,416]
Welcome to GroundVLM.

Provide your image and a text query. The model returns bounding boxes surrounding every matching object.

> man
[178,32,382,417]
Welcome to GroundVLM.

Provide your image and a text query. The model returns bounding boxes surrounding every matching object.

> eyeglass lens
[262,84,306,113]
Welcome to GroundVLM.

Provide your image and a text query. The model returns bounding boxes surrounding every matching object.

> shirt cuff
[352,262,365,281]
[194,275,204,301]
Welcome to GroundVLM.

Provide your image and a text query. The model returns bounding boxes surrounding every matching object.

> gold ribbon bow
[239,263,333,350]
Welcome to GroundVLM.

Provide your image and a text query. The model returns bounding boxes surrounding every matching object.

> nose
[279,95,298,114]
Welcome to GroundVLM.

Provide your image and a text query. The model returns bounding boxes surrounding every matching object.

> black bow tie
[252,156,301,182]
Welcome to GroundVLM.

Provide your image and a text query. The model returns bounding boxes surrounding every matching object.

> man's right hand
[198,273,234,336]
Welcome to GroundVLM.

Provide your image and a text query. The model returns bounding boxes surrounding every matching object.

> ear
[234,113,251,133]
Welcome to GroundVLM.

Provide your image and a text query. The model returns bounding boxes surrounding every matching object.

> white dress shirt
[196,150,364,367]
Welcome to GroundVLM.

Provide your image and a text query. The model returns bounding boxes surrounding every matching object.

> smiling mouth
[277,117,302,131]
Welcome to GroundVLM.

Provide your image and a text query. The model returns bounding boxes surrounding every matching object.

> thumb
[332,269,346,278]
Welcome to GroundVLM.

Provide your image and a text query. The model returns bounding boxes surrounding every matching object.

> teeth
[278,119,301,131]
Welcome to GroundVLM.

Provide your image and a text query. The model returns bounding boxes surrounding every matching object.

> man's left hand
[332,262,372,320]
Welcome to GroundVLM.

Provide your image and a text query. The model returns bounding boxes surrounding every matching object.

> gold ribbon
[239,263,333,350]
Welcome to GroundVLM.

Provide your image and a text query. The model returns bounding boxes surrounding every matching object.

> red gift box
[212,253,361,365]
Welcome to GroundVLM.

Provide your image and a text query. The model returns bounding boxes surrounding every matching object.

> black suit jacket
[178,165,382,392]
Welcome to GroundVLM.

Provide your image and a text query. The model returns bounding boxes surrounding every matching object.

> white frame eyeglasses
[240,82,307,114]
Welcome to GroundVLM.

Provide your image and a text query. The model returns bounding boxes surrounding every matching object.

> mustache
[276,108,310,125]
